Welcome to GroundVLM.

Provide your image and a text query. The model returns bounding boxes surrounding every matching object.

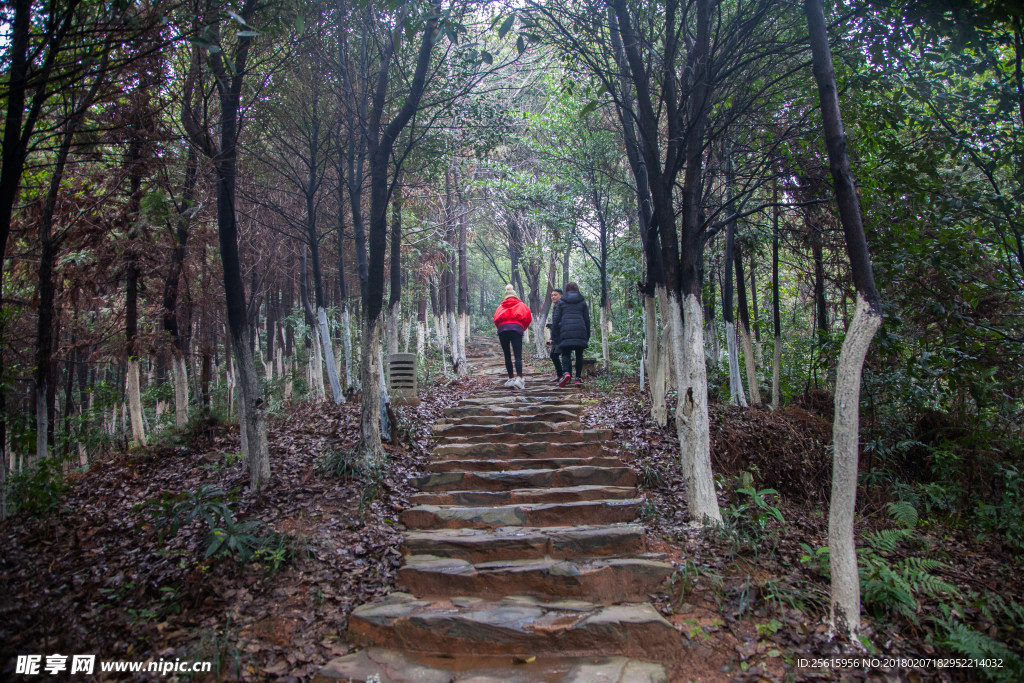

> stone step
[319,648,668,683]
[399,555,673,603]
[401,524,648,563]
[433,421,580,438]
[432,441,606,461]
[443,404,582,418]
[427,456,623,473]
[436,430,610,446]
[410,485,636,507]
[413,466,637,492]
[473,390,578,400]
[434,429,612,446]
[459,396,578,407]
[347,593,681,661]
[399,498,642,529]
[434,411,580,426]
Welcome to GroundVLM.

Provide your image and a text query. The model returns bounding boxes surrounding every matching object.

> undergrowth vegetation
[589,379,1024,681]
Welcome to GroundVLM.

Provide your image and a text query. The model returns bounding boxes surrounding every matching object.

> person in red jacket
[493,284,533,389]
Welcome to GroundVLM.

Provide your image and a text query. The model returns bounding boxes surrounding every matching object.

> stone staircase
[318,339,681,683]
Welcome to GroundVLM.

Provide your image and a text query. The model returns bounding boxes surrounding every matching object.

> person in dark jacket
[551,282,590,386]
[545,288,563,382]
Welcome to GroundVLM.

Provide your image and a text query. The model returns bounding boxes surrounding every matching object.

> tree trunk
[33,69,102,460]
[723,214,747,408]
[530,254,556,360]
[445,170,466,374]
[336,172,353,394]
[300,244,326,401]
[210,5,270,488]
[302,94,342,404]
[164,146,198,427]
[455,165,469,368]
[673,0,723,525]
[357,2,439,462]
[265,285,276,381]
[600,305,610,374]
[126,360,146,447]
[342,307,353,391]
[416,294,427,359]
[173,356,190,427]
[644,293,668,427]
[0,0,60,318]
[750,248,763,368]
[358,313,384,462]
[677,292,722,522]
[386,181,402,365]
[429,280,442,346]
[735,244,761,405]
[806,0,884,636]
[812,226,828,337]
[772,176,783,409]
[704,255,719,369]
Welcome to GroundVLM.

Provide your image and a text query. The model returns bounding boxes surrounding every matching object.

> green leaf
[295,12,305,34]
[227,10,248,25]
[498,15,515,39]
[579,99,600,117]
[516,35,525,54]
[236,30,259,38]
[480,50,493,65]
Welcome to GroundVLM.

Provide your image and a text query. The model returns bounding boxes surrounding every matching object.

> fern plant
[860,553,960,624]
[935,615,1023,682]
[858,501,961,623]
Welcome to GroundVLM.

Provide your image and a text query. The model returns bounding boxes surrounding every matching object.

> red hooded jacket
[493,297,532,335]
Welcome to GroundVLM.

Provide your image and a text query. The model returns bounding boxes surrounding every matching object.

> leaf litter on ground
[0,374,487,682]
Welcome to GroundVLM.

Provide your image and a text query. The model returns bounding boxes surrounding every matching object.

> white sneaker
[504,378,516,387]
[515,377,526,390]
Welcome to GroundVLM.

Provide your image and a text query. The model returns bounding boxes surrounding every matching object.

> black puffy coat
[546,301,562,354]
[552,291,590,349]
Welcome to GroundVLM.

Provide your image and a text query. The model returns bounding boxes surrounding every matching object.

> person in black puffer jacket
[545,288,564,382]
[552,282,590,386]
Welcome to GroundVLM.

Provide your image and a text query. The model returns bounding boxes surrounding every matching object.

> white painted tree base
[829,294,882,636]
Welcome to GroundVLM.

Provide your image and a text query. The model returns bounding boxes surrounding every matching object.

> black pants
[550,350,563,376]
[561,346,584,378]
[498,330,523,376]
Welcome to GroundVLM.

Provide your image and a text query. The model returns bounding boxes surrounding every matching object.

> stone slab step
[432,441,606,461]
[433,421,580,438]
[434,429,612,446]
[459,397,578,408]
[434,411,580,426]
[473,390,578,400]
[399,498,642,529]
[410,485,636,507]
[412,466,637,492]
[428,457,623,473]
[399,555,673,603]
[443,405,582,418]
[317,648,667,683]
[347,593,681,661]
[401,525,648,563]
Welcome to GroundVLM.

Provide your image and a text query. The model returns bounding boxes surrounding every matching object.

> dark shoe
[549,376,561,384]
[573,377,584,385]
[557,373,572,388]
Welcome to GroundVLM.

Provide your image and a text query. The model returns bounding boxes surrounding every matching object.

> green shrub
[977,464,1024,551]
[4,457,67,517]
